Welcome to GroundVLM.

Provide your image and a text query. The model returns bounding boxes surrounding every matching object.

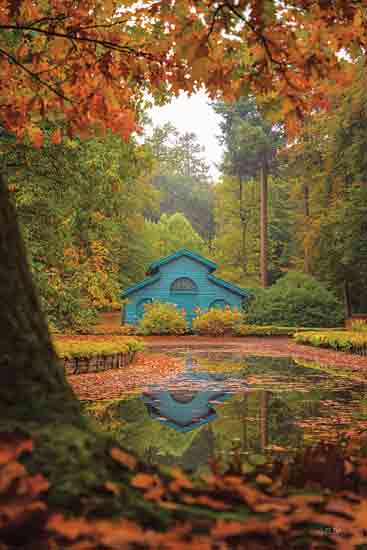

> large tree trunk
[343,280,352,319]
[303,183,311,274]
[260,162,269,288]
[0,174,81,425]
[239,177,247,275]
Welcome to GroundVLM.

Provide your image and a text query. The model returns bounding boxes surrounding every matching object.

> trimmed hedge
[235,325,343,337]
[55,338,145,374]
[235,325,296,337]
[294,331,367,356]
[55,338,144,359]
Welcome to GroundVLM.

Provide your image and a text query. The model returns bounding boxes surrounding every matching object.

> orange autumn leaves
[4,433,367,548]
[66,351,184,401]
[1,0,366,144]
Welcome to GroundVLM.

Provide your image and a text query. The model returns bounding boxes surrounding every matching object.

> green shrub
[294,331,367,356]
[137,301,188,335]
[245,272,344,328]
[192,306,243,336]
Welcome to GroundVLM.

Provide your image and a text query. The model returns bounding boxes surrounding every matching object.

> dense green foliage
[285,68,367,314]
[213,98,286,287]
[214,176,293,287]
[4,66,367,332]
[137,301,188,335]
[3,131,157,330]
[144,213,209,259]
[2,125,210,332]
[146,123,214,242]
[192,306,243,336]
[245,272,344,327]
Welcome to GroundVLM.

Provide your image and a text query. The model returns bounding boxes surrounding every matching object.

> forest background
[2,67,367,331]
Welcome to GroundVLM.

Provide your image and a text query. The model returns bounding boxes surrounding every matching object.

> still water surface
[87,350,367,473]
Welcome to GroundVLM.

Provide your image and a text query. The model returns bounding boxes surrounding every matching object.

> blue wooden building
[122,249,249,325]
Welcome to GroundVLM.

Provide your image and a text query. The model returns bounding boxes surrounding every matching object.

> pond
[86,349,367,474]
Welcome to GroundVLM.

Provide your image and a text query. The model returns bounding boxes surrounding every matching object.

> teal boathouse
[122,249,249,325]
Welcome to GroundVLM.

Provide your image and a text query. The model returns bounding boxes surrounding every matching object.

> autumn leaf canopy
[0,0,364,143]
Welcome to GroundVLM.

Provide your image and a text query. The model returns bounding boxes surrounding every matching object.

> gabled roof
[147,248,217,276]
[121,249,249,299]
[121,274,160,298]
[207,274,249,298]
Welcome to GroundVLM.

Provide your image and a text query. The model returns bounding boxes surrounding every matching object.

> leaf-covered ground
[3,430,367,549]
[68,352,184,401]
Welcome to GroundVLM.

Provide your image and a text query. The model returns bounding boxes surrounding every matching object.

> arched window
[170,277,198,292]
[209,299,229,310]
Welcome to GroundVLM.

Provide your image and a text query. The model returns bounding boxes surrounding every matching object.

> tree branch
[0,24,158,60]
[0,48,72,103]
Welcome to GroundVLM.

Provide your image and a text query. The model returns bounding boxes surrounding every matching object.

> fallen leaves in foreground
[3,433,367,548]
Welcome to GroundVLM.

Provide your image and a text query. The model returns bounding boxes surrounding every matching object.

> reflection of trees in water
[226,391,302,454]
[143,427,215,472]
[268,396,303,448]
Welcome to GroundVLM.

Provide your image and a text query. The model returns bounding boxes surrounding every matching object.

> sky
[149,90,223,179]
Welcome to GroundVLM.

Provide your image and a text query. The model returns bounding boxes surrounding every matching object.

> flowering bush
[137,301,188,335]
[192,306,243,336]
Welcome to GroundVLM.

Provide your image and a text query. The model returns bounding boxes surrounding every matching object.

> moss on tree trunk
[0,174,81,426]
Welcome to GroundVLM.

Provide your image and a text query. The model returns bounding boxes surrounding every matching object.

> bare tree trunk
[239,177,247,275]
[260,162,269,288]
[344,280,352,319]
[303,183,311,274]
[0,173,80,425]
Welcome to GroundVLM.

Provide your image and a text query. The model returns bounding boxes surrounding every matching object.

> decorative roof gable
[121,248,249,299]
[146,248,217,276]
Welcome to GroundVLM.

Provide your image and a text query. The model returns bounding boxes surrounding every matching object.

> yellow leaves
[110,447,137,471]
[28,126,44,148]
